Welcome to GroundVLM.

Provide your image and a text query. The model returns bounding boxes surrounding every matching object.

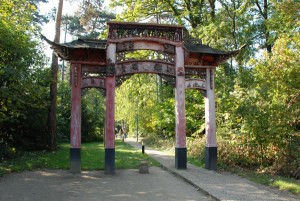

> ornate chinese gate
[44,22,239,174]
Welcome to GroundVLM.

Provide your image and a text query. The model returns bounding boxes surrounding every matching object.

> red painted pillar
[105,43,116,174]
[205,68,217,170]
[70,63,82,173]
[175,46,187,169]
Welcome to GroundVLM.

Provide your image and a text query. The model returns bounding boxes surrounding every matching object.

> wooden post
[70,63,82,173]
[205,68,217,170]
[175,46,187,169]
[105,43,116,174]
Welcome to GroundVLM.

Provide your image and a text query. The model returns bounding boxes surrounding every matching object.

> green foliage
[57,82,71,142]
[185,90,205,137]
[110,0,215,27]
[57,85,105,143]
[64,0,115,39]
[1,0,299,184]
[143,134,175,154]
[155,96,175,138]
[0,0,51,159]
[81,88,105,142]
[187,137,205,159]
[116,74,158,136]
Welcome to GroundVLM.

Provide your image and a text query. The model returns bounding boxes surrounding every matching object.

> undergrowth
[143,135,300,195]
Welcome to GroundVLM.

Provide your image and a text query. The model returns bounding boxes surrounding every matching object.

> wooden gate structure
[44,22,240,174]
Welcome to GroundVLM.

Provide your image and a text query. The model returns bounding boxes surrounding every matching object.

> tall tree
[110,0,214,29]
[63,4,115,39]
[48,0,63,151]
[254,0,272,52]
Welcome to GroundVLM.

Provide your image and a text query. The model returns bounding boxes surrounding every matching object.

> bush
[187,137,205,158]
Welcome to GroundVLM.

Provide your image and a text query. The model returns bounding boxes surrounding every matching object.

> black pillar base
[205,146,217,170]
[105,148,115,174]
[175,147,187,169]
[70,148,81,173]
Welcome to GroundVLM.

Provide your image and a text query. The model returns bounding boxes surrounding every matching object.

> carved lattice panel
[185,68,206,79]
[108,22,183,42]
[116,61,175,77]
[81,77,105,89]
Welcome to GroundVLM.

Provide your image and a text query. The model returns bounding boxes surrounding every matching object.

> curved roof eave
[41,35,107,60]
[184,43,245,56]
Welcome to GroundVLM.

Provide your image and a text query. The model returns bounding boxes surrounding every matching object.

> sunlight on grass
[272,179,300,194]
[0,140,159,176]
[115,140,160,169]
[236,171,300,195]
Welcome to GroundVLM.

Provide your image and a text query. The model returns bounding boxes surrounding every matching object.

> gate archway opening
[44,21,241,174]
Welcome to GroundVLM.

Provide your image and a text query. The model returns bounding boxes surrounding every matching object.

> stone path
[125,138,300,201]
[0,168,212,201]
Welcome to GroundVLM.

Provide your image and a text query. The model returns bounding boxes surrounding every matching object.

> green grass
[187,157,205,168]
[0,140,159,176]
[237,171,300,195]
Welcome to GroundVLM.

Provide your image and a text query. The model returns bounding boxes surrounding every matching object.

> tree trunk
[208,0,215,20]
[255,0,271,53]
[48,0,63,151]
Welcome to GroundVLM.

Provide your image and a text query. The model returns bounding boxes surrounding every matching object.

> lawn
[0,140,159,176]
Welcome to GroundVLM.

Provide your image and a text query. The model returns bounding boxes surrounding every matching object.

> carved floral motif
[131,63,138,71]
[163,44,175,54]
[154,63,162,71]
[116,41,134,52]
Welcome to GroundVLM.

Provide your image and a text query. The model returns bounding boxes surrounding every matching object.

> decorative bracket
[177,67,185,77]
[106,58,115,77]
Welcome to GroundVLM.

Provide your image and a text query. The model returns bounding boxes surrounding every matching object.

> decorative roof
[41,35,107,61]
[60,38,107,49]
[184,44,230,55]
[42,22,244,63]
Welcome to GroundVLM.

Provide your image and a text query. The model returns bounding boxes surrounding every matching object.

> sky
[39,0,113,59]
[39,1,78,58]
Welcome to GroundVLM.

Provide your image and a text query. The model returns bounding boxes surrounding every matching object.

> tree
[77,0,115,37]
[249,32,300,171]
[48,0,64,151]
[115,74,158,136]
[110,0,215,28]
[63,13,115,39]
[0,0,50,158]
[81,89,105,142]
